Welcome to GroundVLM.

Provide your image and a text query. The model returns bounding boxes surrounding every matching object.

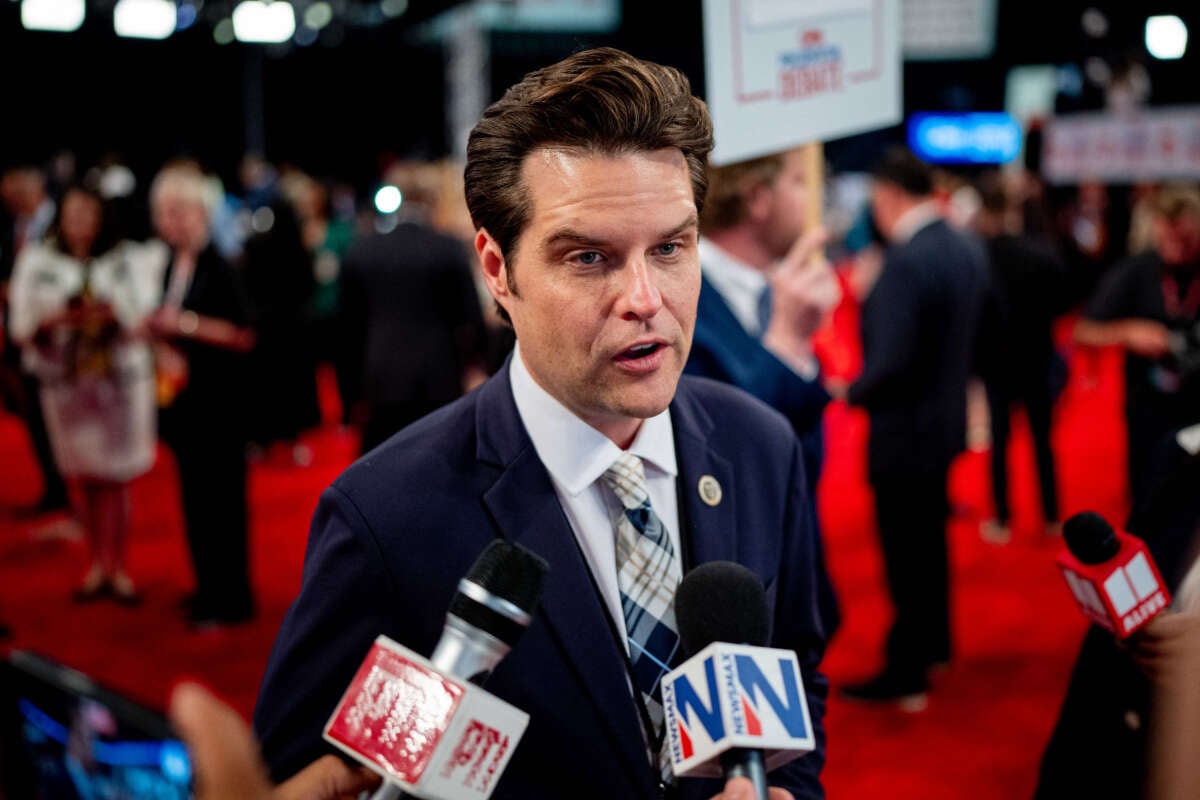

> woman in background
[9,185,160,603]
[147,161,257,628]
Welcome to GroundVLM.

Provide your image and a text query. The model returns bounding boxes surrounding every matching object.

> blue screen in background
[908,112,1023,165]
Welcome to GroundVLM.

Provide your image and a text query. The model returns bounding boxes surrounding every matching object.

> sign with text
[702,0,901,164]
[1042,107,1200,184]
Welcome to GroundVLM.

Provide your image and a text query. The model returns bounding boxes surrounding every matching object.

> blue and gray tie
[603,452,682,742]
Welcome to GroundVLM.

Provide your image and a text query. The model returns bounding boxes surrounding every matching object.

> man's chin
[611,382,679,421]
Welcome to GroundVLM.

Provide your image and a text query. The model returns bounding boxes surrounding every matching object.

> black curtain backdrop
[1,0,1196,188]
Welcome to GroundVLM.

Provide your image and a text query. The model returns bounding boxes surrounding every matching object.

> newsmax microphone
[661,562,815,799]
[1057,511,1170,639]
[323,540,549,800]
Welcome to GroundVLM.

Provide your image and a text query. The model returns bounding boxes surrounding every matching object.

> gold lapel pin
[698,475,722,507]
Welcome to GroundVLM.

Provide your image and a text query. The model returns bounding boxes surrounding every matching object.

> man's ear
[476,228,514,310]
[744,180,774,223]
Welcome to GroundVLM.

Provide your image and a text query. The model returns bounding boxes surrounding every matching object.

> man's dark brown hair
[464,47,713,322]
[871,145,933,198]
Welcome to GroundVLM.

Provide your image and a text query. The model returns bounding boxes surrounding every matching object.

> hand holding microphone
[662,562,815,800]
[324,540,548,800]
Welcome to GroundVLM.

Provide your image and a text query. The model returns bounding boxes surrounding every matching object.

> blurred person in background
[841,147,987,706]
[1,164,72,522]
[8,184,161,603]
[1036,423,1200,799]
[338,161,487,453]
[240,162,321,466]
[281,170,355,424]
[2,165,56,254]
[1054,180,1135,308]
[147,161,257,628]
[686,147,842,634]
[972,171,1068,543]
[1074,185,1200,509]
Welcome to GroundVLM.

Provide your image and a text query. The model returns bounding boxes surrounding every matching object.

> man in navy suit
[254,48,827,800]
[685,149,842,634]
[841,148,986,706]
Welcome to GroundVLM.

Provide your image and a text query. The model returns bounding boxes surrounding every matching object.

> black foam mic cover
[676,561,770,656]
[1063,511,1121,565]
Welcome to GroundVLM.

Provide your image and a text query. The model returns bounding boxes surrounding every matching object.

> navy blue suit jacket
[686,277,830,498]
[686,277,839,635]
[253,359,829,799]
[846,219,986,477]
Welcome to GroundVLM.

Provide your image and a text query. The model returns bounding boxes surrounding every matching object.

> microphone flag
[324,635,529,800]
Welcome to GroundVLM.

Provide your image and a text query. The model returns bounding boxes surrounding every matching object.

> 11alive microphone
[661,561,815,800]
[1057,511,1170,638]
[322,540,550,800]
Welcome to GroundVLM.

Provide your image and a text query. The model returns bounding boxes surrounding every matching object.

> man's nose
[618,258,663,320]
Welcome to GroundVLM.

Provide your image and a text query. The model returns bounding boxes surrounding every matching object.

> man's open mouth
[617,342,664,360]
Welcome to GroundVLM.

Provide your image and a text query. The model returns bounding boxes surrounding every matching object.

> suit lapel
[475,365,655,786]
[671,379,738,568]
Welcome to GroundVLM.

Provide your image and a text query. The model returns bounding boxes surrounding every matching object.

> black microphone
[431,539,550,683]
[675,561,772,800]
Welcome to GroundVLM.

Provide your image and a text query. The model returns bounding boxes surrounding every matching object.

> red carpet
[0,291,1129,798]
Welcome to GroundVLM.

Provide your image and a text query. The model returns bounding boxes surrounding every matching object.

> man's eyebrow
[542,215,699,250]
[660,214,700,241]
[542,228,607,249]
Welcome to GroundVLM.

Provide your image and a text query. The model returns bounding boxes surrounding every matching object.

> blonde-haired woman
[147,161,257,627]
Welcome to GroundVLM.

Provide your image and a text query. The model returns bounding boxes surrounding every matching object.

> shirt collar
[509,343,677,497]
[698,237,769,334]
[891,201,941,245]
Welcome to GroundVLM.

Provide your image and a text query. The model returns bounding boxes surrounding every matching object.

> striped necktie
[603,452,682,742]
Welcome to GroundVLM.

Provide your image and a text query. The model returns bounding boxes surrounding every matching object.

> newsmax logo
[662,644,811,771]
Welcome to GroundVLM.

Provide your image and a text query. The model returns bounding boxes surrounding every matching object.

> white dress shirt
[698,236,769,337]
[699,236,819,380]
[509,343,681,651]
[890,200,942,245]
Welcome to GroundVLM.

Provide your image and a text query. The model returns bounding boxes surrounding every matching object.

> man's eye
[576,251,602,265]
[658,243,679,256]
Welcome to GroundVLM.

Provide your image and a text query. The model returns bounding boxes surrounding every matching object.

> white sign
[1042,107,1200,184]
[703,0,902,165]
[902,0,996,60]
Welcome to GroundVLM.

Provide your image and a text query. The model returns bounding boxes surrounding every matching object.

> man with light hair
[1075,184,1200,507]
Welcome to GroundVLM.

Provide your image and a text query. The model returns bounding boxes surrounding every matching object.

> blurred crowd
[0,152,502,628]
[1,133,1198,795]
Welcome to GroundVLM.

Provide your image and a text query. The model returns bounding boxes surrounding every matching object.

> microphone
[662,562,815,798]
[1057,511,1170,639]
[323,540,549,800]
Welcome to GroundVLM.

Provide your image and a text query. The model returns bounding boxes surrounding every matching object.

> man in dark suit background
[685,148,842,635]
[255,48,828,800]
[972,172,1068,543]
[842,147,986,706]
[338,161,488,454]
[0,164,72,520]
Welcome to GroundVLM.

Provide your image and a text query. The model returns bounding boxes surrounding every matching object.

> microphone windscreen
[675,561,770,656]
[1064,511,1121,565]
[465,540,550,616]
